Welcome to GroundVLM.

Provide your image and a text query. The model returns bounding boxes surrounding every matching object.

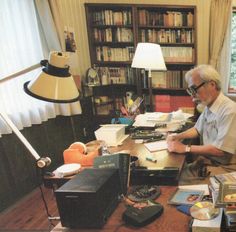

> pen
[144,138,161,143]
[146,157,157,163]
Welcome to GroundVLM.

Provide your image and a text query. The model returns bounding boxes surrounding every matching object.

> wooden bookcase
[85,3,196,114]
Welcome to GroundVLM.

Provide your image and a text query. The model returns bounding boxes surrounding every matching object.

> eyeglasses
[186,82,207,96]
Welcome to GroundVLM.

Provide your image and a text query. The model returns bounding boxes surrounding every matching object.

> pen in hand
[144,137,162,143]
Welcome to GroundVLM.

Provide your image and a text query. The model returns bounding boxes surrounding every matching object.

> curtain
[0,0,81,136]
[219,10,232,94]
[209,0,232,69]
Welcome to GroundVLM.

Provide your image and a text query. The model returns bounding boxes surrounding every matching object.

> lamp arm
[0,63,41,84]
[148,69,153,111]
[148,69,152,79]
[0,111,51,168]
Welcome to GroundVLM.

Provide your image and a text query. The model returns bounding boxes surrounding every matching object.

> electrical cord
[36,166,60,228]
[220,165,236,172]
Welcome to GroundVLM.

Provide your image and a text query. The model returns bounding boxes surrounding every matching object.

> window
[0,0,81,136]
[229,9,236,93]
[0,0,44,78]
[0,0,53,135]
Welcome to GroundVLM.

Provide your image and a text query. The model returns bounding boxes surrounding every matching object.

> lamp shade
[24,51,80,103]
[131,43,167,71]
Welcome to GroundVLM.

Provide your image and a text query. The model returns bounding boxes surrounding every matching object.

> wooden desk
[51,186,190,232]
[110,138,186,185]
[48,138,188,231]
[44,137,186,187]
[49,137,236,232]
[109,137,185,171]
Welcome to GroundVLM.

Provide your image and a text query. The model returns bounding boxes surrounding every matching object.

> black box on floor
[55,168,121,228]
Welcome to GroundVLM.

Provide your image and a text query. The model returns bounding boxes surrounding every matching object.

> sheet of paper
[144,140,167,152]
[178,184,209,195]
[132,114,156,127]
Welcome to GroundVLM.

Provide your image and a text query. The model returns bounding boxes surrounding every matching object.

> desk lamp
[0,51,80,168]
[131,43,166,111]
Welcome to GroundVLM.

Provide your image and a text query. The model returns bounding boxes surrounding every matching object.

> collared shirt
[194,92,236,164]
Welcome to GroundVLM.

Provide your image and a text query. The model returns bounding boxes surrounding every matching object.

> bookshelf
[85,3,196,114]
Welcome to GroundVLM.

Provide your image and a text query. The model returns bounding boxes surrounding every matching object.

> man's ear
[209,80,217,88]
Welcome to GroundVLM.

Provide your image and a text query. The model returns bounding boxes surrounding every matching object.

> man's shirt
[195,92,236,164]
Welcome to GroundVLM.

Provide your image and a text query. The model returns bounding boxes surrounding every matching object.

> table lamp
[0,51,80,168]
[131,43,166,111]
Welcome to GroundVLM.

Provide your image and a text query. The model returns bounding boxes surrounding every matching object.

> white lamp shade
[24,51,80,103]
[24,72,80,103]
[131,43,167,71]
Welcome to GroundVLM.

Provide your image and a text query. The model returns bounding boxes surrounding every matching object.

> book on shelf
[162,47,194,63]
[138,9,194,27]
[95,46,134,62]
[152,71,167,88]
[99,66,135,85]
[93,153,130,195]
[154,95,194,113]
[139,28,194,44]
[92,10,132,26]
[151,70,191,89]
[155,95,171,113]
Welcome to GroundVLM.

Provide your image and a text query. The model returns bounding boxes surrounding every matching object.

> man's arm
[167,132,231,157]
[190,144,229,157]
[167,139,229,156]
[167,127,199,141]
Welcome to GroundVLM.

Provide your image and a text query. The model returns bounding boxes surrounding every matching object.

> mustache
[192,97,201,104]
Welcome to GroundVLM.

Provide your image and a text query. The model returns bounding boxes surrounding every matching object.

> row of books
[95,46,193,63]
[92,10,132,26]
[151,70,188,89]
[98,67,136,85]
[96,46,134,62]
[138,10,194,27]
[154,95,194,112]
[162,47,194,63]
[93,28,133,43]
[139,29,194,44]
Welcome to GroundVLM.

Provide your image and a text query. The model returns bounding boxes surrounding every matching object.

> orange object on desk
[63,141,102,167]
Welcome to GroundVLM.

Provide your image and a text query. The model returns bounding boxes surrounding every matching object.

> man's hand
[166,133,178,142]
[167,140,186,153]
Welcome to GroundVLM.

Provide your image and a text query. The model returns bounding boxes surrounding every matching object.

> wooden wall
[0,97,95,212]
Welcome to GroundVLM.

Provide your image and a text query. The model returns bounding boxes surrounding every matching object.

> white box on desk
[192,208,223,232]
[94,125,127,146]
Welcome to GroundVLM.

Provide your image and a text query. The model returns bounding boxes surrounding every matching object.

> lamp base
[37,157,51,168]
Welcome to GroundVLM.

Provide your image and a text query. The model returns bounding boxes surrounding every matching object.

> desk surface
[109,137,185,171]
[44,137,186,187]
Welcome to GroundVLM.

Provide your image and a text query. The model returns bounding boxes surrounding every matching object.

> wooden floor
[0,186,58,232]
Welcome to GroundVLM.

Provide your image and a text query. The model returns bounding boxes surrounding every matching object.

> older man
[167,64,236,165]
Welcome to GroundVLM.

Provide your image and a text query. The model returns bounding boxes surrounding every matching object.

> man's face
[187,71,213,106]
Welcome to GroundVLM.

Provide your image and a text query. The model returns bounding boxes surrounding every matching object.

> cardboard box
[94,125,127,146]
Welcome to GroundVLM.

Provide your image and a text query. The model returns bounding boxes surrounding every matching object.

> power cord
[36,166,60,228]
